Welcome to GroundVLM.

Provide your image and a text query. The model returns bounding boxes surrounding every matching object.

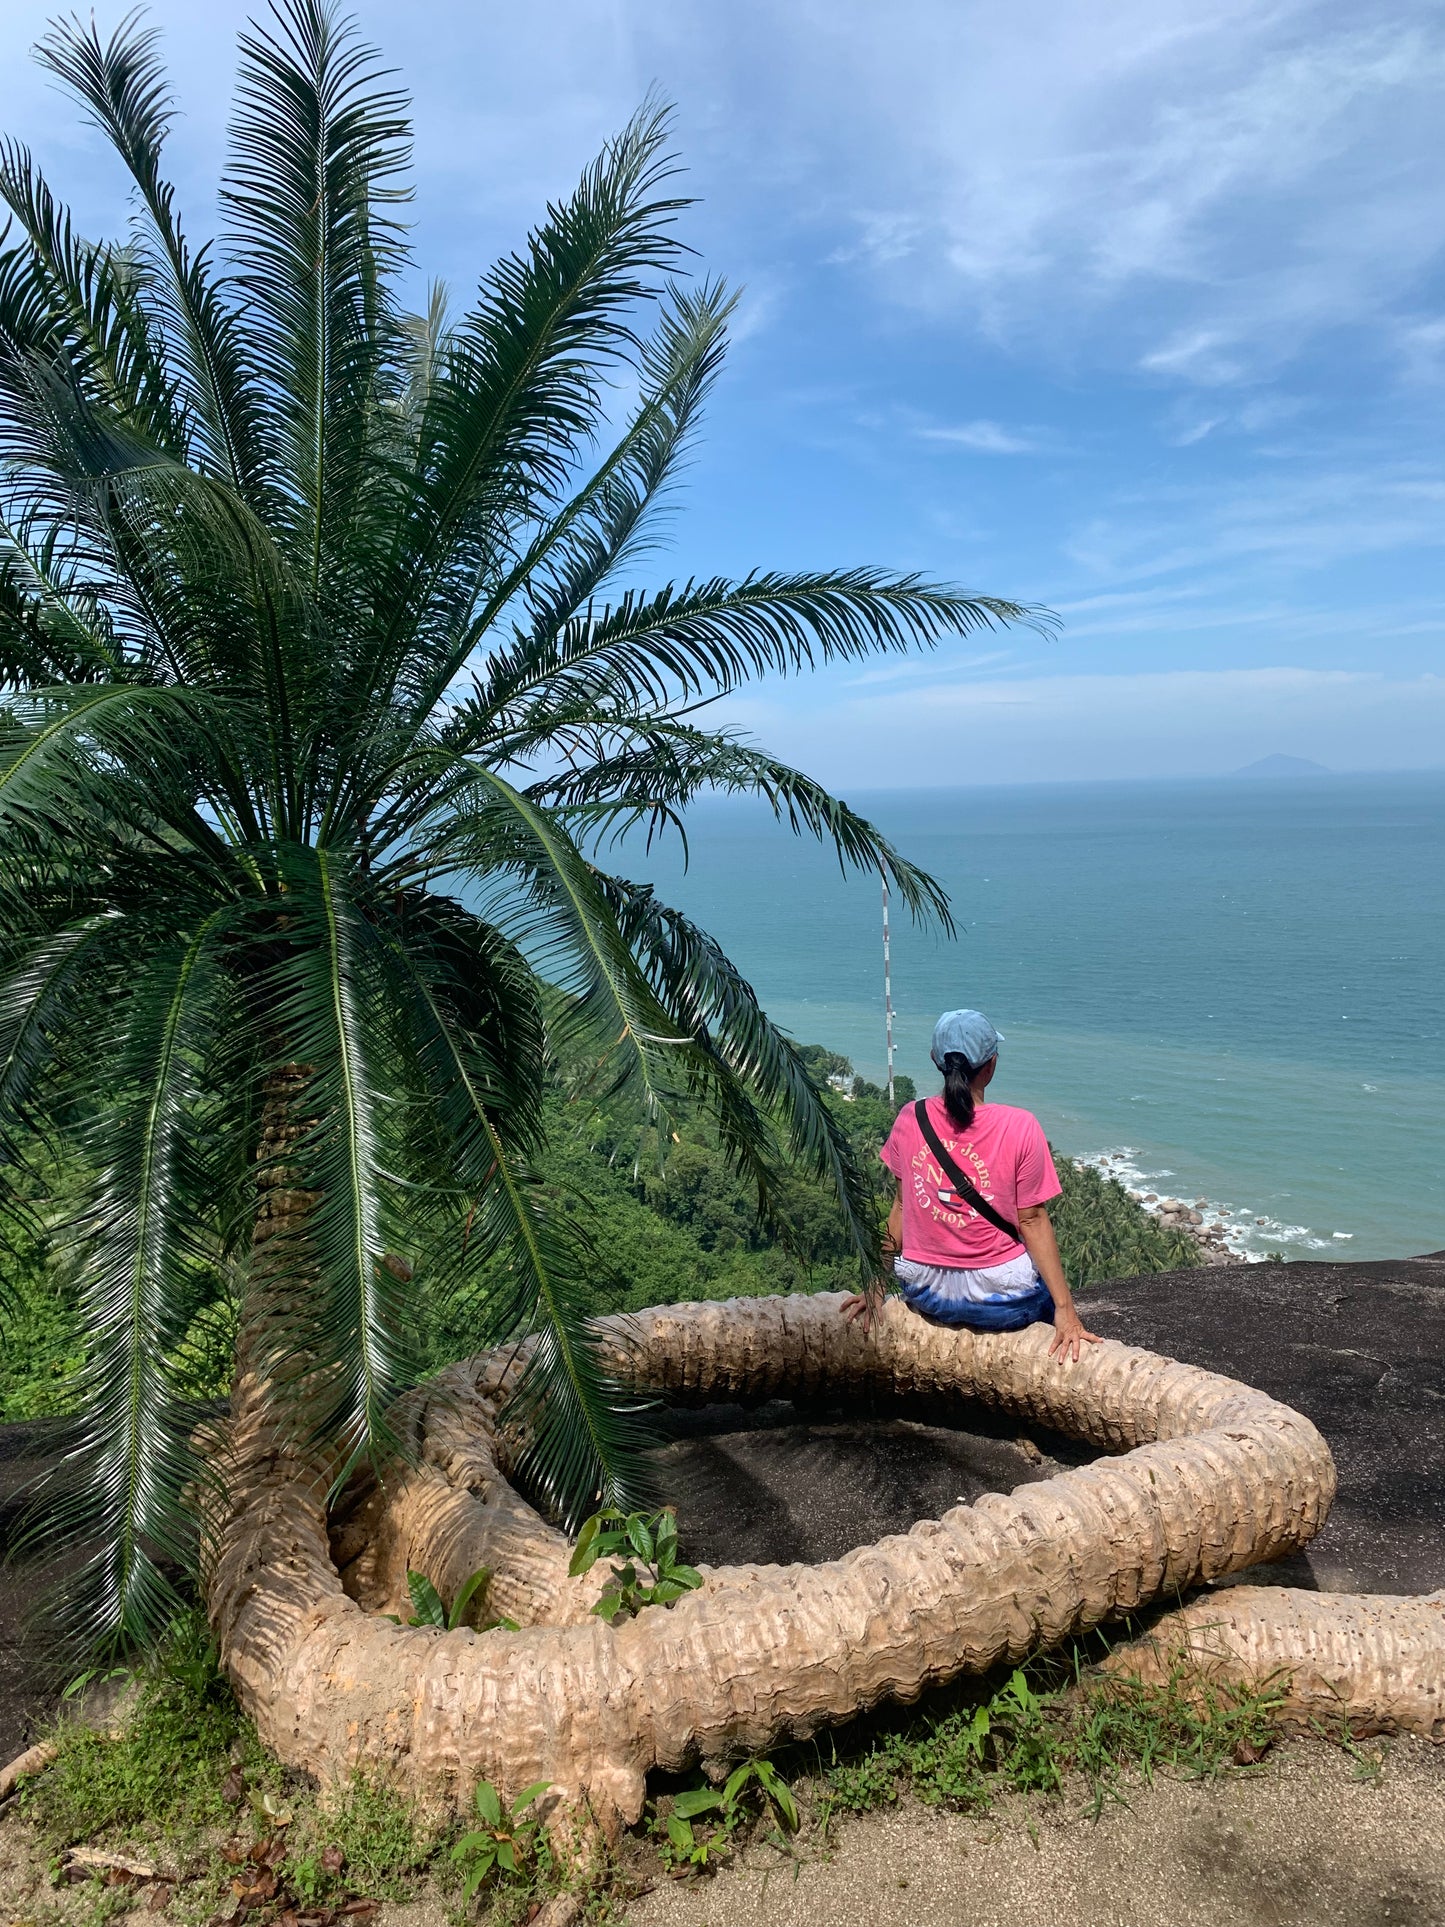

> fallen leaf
[221,1768,246,1806]
[319,1846,344,1876]
[147,1883,173,1912]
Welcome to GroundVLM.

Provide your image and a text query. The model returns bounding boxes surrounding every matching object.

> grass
[808,1639,1285,1829]
[20,1616,465,1921]
[12,1611,1296,1924]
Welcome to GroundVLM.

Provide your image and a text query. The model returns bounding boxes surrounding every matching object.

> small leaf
[757,1765,799,1831]
[446,1567,492,1632]
[567,1513,603,1577]
[473,1780,503,1828]
[669,1564,703,1591]
[722,1763,753,1808]
[673,1788,724,1819]
[665,1814,695,1852]
[511,1781,551,1814]
[407,1572,446,1627]
[626,1515,656,1564]
[495,1839,516,1873]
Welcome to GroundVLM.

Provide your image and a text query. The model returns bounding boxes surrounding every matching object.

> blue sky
[1,0,1441,784]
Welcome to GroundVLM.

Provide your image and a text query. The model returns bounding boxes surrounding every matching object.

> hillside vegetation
[1,1045,1198,1420]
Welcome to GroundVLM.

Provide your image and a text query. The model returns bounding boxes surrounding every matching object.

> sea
[618,771,1445,1264]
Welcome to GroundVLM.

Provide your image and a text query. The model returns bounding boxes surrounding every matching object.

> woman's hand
[1047,1304,1101,1363]
[840,1285,885,1336]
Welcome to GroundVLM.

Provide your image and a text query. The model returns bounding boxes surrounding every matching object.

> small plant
[387,1568,508,1631]
[450,1779,550,1904]
[568,1507,702,1621]
[817,1648,1288,1829]
[658,1758,799,1873]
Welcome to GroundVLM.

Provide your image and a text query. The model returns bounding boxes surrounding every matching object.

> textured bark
[208,1294,1340,1834]
[0,1740,58,1800]
[1110,1586,1445,1740]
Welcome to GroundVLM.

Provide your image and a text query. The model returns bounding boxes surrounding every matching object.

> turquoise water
[620,774,1445,1262]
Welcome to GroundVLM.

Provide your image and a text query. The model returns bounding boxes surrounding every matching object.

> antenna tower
[882,872,895,1104]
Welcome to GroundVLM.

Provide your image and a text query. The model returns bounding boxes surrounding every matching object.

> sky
[1,0,1442,786]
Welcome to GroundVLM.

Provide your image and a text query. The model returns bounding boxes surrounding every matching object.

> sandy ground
[624,1738,1445,1927]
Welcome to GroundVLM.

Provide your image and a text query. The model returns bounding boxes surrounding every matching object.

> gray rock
[1081,1251,1445,1594]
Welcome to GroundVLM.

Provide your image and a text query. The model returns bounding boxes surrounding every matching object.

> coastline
[1080,1150,1274,1266]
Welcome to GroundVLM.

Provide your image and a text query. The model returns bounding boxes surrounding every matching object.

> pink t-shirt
[880,1097,1061,1269]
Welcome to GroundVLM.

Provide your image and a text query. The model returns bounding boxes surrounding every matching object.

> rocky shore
[1136,1191,1242,1264]
[1086,1151,1265,1265]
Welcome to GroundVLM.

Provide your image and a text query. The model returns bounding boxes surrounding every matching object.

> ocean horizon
[619,770,1445,1264]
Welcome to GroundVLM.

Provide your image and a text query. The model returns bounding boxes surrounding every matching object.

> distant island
[1231,754,1332,779]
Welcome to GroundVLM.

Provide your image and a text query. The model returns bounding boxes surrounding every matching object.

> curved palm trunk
[1107,1586,1445,1739]
[206,1294,1352,1839]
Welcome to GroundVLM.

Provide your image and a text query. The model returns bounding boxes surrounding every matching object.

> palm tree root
[207,1293,1390,1838]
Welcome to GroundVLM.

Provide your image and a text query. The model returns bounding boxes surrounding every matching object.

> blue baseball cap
[930,1009,1003,1071]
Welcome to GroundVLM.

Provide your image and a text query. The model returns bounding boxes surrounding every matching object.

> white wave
[1076,1146,1329,1260]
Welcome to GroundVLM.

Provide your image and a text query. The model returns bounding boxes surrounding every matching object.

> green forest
[0,1043,1198,1423]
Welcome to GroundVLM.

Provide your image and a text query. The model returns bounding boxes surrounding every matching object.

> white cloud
[1140,331,1247,386]
[1062,465,1445,584]
[916,420,1039,455]
[741,0,1445,383]
[4,0,1439,392]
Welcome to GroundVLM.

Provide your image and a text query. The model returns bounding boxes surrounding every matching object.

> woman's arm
[1017,1202,1100,1364]
[840,1184,901,1334]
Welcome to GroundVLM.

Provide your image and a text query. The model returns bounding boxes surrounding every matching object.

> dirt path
[625,1738,1445,1927]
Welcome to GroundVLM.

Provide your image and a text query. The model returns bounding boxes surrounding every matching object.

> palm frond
[35,10,272,500]
[223,0,411,590]
[372,910,643,1525]
[256,845,412,1476]
[471,569,1042,733]
[597,872,883,1269]
[420,764,691,1115]
[0,506,124,685]
[0,135,180,448]
[356,99,690,708]
[0,916,120,1148]
[398,278,732,743]
[529,720,954,928]
[34,913,232,1651]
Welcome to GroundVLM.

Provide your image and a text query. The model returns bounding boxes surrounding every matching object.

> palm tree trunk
[202,1295,1349,1840]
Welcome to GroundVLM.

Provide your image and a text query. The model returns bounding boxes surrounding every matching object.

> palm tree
[0,0,1034,1650]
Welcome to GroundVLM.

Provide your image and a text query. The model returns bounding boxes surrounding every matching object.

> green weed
[568,1507,702,1621]
[450,1779,551,1905]
[655,1758,800,1873]
[816,1650,1284,1825]
[22,1613,275,1847]
[387,1567,501,1631]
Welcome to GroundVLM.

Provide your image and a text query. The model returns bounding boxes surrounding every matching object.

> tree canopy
[0,0,1036,1648]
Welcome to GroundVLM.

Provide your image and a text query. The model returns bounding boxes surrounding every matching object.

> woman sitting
[844,1008,1099,1363]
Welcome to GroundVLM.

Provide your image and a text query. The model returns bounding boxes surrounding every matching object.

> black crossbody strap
[913,1100,1024,1247]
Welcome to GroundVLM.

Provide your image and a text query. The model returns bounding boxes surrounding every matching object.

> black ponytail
[941,1052,976,1131]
